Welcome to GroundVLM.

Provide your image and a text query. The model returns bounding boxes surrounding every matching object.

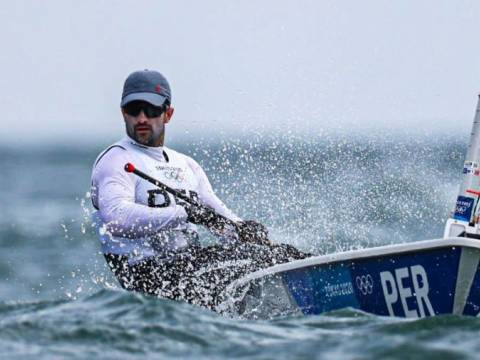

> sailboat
[219,95,480,319]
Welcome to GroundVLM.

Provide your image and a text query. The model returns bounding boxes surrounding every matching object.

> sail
[443,95,480,238]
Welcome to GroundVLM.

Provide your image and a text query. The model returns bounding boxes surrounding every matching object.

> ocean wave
[1,290,480,359]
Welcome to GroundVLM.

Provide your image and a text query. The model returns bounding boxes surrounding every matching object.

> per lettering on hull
[380,265,434,318]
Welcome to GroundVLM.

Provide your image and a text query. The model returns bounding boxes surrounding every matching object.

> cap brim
[121,92,167,107]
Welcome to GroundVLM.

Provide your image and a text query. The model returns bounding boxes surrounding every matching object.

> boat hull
[220,237,480,319]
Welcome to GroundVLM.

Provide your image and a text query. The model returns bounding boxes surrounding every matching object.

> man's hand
[180,202,272,246]
[237,220,272,246]
[182,203,218,227]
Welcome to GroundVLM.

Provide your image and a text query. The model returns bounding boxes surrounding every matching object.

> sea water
[1,132,477,359]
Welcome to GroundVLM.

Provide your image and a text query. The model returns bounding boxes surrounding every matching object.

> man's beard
[126,123,164,147]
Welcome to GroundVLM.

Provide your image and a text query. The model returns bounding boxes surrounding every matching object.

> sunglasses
[123,101,166,118]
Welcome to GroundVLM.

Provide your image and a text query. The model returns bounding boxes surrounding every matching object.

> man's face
[122,101,173,147]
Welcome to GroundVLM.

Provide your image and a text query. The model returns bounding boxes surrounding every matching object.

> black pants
[105,242,309,311]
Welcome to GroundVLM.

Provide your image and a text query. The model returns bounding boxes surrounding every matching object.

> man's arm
[92,148,188,238]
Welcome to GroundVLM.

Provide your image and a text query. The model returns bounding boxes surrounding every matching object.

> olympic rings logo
[163,168,185,182]
[456,205,467,213]
[355,274,373,295]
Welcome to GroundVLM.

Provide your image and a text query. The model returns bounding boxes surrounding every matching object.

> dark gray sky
[1,1,480,144]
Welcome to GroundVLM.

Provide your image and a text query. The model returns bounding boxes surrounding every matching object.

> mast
[445,95,480,237]
[454,95,480,222]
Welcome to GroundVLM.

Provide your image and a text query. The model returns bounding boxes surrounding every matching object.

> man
[91,70,308,310]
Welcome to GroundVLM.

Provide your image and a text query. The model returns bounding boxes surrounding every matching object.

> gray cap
[121,70,171,107]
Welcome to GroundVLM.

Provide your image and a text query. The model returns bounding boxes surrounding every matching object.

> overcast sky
[1,1,480,145]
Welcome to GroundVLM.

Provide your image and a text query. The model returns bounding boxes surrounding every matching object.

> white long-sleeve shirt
[91,137,241,263]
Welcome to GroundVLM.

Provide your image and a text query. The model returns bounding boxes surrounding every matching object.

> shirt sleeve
[185,156,242,223]
[91,148,188,238]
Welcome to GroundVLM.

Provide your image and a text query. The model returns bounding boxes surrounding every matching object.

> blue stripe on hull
[283,263,359,315]
[282,247,461,317]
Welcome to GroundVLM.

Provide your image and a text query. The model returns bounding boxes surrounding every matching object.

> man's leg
[176,242,311,308]
[104,253,137,291]
[104,253,183,299]
[104,243,310,310]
